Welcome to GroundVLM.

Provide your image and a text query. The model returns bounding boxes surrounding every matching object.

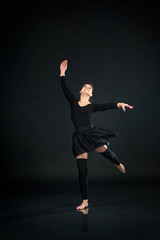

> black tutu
[72,125,119,158]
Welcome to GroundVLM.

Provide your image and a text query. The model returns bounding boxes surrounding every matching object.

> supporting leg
[76,158,89,210]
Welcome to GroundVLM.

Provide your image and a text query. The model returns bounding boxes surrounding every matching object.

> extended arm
[60,60,76,104]
[93,102,134,112]
[93,102,118,112]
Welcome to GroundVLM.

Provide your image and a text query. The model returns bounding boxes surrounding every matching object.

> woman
[59,60,134,210]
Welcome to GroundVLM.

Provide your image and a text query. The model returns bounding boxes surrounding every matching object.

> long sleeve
[93,102,118,112]
[60,76,76,104]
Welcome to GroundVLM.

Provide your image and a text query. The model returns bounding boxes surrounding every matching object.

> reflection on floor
[0,179,160,240]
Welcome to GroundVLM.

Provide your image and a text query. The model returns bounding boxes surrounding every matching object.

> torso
[70,99,94,129]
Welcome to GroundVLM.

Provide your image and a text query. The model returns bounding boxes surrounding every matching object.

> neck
[80,94,90,102]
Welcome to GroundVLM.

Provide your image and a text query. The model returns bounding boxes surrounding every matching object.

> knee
[95,145,107,153]
[77,166,88,178]
[76,158,88,178]
[100,147,113,158]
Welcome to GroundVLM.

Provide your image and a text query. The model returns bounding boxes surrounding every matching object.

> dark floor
[0,178,160,240]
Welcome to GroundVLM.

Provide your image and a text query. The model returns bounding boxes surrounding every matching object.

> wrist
[60,71,65,76]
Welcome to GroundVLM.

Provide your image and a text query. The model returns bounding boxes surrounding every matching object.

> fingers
[60,60,68,71]
[60,60,68,66]
[63,59,68,64]
[122,104,134,112]
[64,60,68,67]
[127,105,134,109]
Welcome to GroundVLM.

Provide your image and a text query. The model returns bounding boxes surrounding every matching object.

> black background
[1,0,160,183]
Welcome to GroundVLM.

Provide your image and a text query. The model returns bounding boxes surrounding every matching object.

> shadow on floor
[0,178,160,240]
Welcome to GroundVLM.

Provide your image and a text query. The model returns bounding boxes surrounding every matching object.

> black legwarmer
[76,158,88,200]
[100,147,120,165]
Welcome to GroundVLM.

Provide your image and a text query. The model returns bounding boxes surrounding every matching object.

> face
[79,84,93,97]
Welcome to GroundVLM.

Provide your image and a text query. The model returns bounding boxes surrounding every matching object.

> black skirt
[72,125,119,158]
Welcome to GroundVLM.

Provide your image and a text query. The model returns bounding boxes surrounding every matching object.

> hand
[60,60,68,73]
[117,103,134,112]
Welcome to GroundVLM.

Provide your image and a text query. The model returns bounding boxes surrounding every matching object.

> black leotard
[60,76,118,129]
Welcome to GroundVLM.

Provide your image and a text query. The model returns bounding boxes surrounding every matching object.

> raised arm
[60,60,76,104]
